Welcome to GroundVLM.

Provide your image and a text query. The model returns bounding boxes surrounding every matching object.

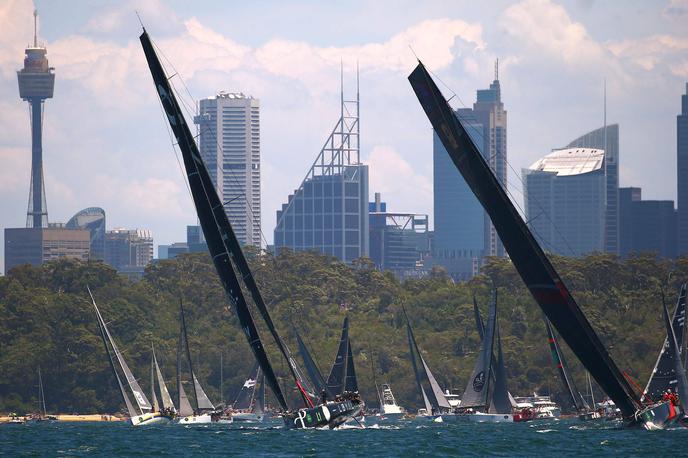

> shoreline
[0,414,124,423]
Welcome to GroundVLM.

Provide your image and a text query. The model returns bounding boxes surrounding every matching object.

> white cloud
[364,145,432,214]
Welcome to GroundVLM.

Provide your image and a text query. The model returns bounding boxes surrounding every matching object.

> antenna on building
[33,9,38,47]
[495,58,499,81]
[603,78,607,152]
[340,59,344,124]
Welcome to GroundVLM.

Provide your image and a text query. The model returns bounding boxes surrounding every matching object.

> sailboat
[151,345,177,420]
[404,308,452,419]
[642,284,687,405]
[408,60,680,429]
[175,301,216,424]
[295,330,329,396]
[231,363,265,422]
[89,288,169,426]
[543,318,593,418]
[27,367,56,422]
[368,346,405,419]
[140,27,361,429]
[457,290,514,422]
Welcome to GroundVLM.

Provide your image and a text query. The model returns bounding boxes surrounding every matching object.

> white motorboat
[379,384,404,419]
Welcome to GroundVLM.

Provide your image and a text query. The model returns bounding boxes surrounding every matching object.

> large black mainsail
[642,284,687,403]
[344,340,359,393]
[140,30,290,410]
[326,317,350,396]
[544,318,588,412]
[408,61,641,420]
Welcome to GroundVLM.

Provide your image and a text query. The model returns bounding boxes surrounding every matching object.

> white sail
[420,385,432,413]
[420,354,451,409]
[151,354,159,412]
[91,292,138,418]
[154,351,175,410]
[193,373,215,410]
[178,381,194,416]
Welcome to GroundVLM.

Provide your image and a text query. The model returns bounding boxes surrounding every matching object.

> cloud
[365,145,432,214]
[607,34,688,76]
[500,0,606,65]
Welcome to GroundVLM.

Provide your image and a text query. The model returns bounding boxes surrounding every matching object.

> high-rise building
[369,193,430,278]
[104,228,153,279]
[523,148,606,256]
[619,187,642,256]
[66,207,106,260]
[274,72,368,263]
[566,124,619,255]
[4,225,90,272]
[678,83,688,255]
[195,92,261,248]
[432,63,506,280]
[17,10,54,229]
[619,187,677,258]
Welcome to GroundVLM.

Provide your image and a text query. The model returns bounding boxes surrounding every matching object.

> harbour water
[1,418,687,457]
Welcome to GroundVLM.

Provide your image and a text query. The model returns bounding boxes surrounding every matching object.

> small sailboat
[408,61,681,429]
[175,301,216,425]
[29,367,57,422]
[231,363,265,423]
[642,284,687,405]
[89,288,167,426]
[458,290,515,422]
[151,345,176,422]
[404,307,452,419]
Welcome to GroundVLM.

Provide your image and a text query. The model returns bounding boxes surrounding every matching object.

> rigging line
[150,34,266,249]
[442,79,579,258]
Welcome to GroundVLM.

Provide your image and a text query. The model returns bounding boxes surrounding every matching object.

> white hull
[232,412,263,422]
[465,412,514,423]
[176,413,213,424]
[130,412,171,426]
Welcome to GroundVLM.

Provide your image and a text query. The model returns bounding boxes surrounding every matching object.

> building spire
[495,58,499,81]
[33,9,38,47]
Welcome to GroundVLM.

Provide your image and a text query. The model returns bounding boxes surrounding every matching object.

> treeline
[1,250,687,414]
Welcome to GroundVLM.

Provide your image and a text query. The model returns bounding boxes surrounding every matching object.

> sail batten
[408,62,640,419]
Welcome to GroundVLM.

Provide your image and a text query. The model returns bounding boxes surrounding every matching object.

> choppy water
[1,417,687,457]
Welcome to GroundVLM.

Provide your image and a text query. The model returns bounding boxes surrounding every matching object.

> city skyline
[0,0,686,272]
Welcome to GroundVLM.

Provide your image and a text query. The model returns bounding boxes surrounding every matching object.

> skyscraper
[104,228,153,279]
[566,124,619,255]
[678,83,688,255]
[432,63,506,280]
[17,10,54,228]
[523,148,606,256]
[619,187,677,259]
[195,92,261,248]
[274,71,369,263]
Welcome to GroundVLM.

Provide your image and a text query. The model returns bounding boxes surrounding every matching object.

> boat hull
[176,413,213,425]
[232,412,264,422]
[284,400,362,429]
[130,412,172,426]
[634,401,681,430]
[463,412,514,423]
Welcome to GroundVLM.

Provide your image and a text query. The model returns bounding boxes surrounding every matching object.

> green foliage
[0,251,684,414]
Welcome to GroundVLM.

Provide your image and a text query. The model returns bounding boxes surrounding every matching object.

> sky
[0,0,687,273]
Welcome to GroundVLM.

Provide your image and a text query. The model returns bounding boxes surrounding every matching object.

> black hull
[284,400,362,429]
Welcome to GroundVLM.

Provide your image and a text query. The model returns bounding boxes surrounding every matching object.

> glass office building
[523,148,606,256]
